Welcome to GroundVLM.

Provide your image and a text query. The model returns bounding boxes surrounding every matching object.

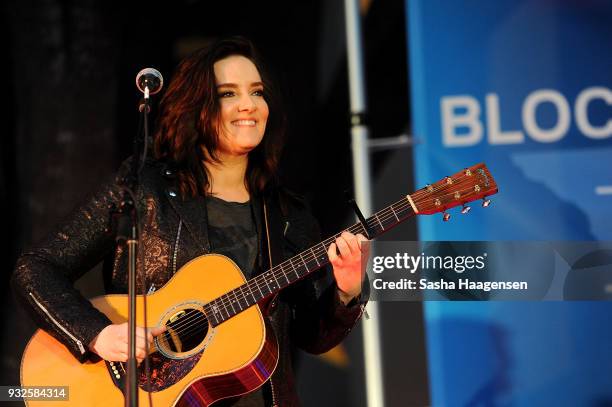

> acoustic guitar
[20,163,498,406]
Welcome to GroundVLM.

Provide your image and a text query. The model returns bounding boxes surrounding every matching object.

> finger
[327,242,338,262]
[135,339,148,353]
[357,234,370,257]
[117,325,129,341]
[117,351,128,362]
[336,235,352,258]
[150,325,167,337]
[136,347,146,360]
[344,232,361,254]
[136,330,147,343]
[340,232,357,253]
[137,326,156,340]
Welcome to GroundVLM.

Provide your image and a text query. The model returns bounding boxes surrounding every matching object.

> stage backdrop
[407,1,612,406]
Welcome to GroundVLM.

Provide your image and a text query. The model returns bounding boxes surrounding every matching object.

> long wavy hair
[153,37,286,198]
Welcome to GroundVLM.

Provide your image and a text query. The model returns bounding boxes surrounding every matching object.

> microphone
[135,68,163,99]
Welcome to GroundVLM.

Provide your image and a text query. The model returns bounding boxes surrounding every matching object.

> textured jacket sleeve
[11,173,125,362]
[281,198,368,355]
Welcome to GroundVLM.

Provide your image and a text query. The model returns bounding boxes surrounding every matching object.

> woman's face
[213,55,269,157]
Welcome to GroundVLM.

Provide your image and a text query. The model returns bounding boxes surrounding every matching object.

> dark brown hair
[154,36,286,197]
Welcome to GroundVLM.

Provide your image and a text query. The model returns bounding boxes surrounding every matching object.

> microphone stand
[114,87,152,407]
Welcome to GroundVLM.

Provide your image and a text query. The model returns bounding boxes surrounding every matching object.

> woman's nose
[238,94,257,112]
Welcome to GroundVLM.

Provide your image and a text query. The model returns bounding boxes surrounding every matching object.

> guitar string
[157,179,489,344]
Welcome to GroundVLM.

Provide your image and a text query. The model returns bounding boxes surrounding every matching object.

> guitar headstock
[410,163,498,219]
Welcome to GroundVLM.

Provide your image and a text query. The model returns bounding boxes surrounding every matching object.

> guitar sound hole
[157,308,209,354]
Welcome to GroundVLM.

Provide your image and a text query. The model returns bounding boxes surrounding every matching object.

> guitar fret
[317,244,328,263]
[208,302,217,325]
[383,211,395,229]
[281,265,291,284]
[240,284,247,308]
[374,214,384,231]
[289,259,300,278]
[234,290,242,311]
[233,287,242,311]
[247,281,257,304]
[255,278,265,298]
[223,298,231,320]
[227,293,236,315]
[242,286,251,309]
[271,270,280,290]
[261,273,272,294]
[217,304,223,324]
[396,204,412,218]
[204,304,216,326]
[300,254,309,273]
[390,205,400,221]
[233,289,243,311]
[294,258,302,278]
[210,300,223,324]
[311,247,321,266]
[308,256,319,270]
[212,309,219,326]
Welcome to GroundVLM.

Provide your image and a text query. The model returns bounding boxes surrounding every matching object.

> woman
[13,37,367,406]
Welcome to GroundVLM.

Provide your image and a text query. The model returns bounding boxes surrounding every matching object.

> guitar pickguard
[139,350,204,392]
[105,350,204,393]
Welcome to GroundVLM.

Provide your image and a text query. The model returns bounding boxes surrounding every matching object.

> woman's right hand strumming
[88,322,166,364]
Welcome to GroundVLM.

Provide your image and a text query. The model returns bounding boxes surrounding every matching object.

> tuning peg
[482,197,491,207]
[461,204,471,214]
[442,211,451,221]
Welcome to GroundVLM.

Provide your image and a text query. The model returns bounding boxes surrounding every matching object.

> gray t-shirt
[206,195,258,279]
[206,195,270,407]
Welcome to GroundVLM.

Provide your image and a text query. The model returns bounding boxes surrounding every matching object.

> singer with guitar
[12,37,368,406]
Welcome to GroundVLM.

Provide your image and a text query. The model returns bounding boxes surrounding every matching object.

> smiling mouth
[232,120,256,126]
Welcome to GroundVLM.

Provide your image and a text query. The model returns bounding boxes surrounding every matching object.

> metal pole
[344,0,385,406]
[126,230,138,407]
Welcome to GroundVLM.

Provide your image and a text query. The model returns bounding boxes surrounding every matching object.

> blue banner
[407,0,612,405]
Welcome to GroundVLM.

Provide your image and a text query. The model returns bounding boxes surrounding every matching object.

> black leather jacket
[12,159,365,406]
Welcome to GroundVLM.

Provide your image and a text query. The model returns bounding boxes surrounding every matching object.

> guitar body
[20,254,278,406]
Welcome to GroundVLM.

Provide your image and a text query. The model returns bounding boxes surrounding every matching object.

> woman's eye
[252,89,264,97]
[219,91,234,98]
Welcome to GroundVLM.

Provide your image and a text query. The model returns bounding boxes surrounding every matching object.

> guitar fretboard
[202,195,417,327]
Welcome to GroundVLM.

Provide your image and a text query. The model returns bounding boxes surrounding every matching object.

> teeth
[233,120,256,126]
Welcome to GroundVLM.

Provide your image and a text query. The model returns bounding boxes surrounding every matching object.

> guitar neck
[204,195,417,326]
[204,163,498,326]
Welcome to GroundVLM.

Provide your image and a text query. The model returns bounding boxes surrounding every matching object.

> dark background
[1,1,429,405]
